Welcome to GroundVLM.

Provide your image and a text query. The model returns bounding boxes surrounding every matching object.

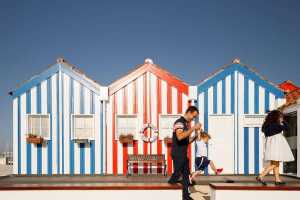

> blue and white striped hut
[189,59,285,175]
[9,58,108,176]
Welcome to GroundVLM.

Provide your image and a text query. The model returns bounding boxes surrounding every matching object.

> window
[243,114,266,127]
[72,114,95,140]
[116,115,138,138]
[159,115,181,138]
[27,114,50,139]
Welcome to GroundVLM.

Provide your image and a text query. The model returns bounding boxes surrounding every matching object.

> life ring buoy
[140,123,159,143]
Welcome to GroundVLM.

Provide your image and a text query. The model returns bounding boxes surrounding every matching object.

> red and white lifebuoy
[139,123,159,143]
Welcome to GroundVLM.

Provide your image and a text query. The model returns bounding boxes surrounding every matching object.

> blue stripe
[26,90,32,175]
[47,78,52,175]
[70,79,75,175]
[36,84,42,176]
[222,79,226,114]
[90,140,95,175]
[254,83,259,114]
[204,90,208,175]
[80,143,85,175]
[231,72,235,114]
[90,92,95,175]
[80,84,85,174]
[213,84,217,114]
[244,127,249,175]
[61,73,64,174]
[56,73,60,174]
[254,127,260,175]
[236,73,239,173]
[100,102,104,174]
[265,90,270,112]
[244,76,249,114]
[17,97,21,175]
[204,91,208,132]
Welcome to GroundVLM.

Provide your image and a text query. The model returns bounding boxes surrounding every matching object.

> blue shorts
[195,156,210,171]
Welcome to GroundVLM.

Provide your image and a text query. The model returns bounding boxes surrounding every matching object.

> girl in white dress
[256,110,294,185]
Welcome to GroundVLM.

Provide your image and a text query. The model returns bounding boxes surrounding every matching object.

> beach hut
[9,58,108,175]
[106,58,190,175]
[189,59,285,175]
[281,88,300,177]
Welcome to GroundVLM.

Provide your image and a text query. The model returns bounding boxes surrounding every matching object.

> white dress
[264,133,294,162]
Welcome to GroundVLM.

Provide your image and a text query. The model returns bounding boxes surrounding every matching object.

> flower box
[26,134,44,144]
[119,134,134,144]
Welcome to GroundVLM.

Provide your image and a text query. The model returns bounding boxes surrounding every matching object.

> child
[190,131,223,183]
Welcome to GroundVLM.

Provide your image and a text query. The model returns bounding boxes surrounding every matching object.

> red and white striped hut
[106,58,190,175]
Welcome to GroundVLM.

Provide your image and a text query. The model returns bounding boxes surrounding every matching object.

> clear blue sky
[0,0,299,152]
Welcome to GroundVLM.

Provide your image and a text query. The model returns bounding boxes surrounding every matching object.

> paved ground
[0,175,298,200]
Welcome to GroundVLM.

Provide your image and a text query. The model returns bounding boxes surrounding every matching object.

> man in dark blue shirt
[168,106,202,200]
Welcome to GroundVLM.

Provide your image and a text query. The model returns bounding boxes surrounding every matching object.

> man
[168,106,202,200]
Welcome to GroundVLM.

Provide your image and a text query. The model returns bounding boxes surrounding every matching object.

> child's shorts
[195,156,210,171]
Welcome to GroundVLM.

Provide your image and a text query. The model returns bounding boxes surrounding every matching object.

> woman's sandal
[275,181,286,186]
[256,176,267,186]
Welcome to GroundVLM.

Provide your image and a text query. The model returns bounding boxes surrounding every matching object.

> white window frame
[242,114,266,127]
[71,114,95,141]
[26,114,50,140]
[116,114,139,139]
[159,114,181,139]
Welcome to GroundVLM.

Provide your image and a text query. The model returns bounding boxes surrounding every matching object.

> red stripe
[156,78,162,173]
[112,94,118,175]
[143,74,148,174]
[167,84,172,175]
[122,87,128,175]
[133,80,138,174]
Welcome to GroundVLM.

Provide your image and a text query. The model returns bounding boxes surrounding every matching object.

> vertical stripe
[80,143,85,174]
[166,83,172,175]
[13,98,19,174]
[254,127,260,175]
[244,76,249,114]
[156,78,162,174]
[90,93,95,175]
[26,90,31,175]
[244,127,249,175]
[17,96,21,174]
[112,94,118,175]
[47,78,52,175]
[231,72,235,114]
[56,73,60,174]
[213,84,217,114]
[69,79,74,175]
[254,83,259,114]
[90,140,95,175]
[100,101,104,174]
[122,87,128,175]
[222,79,226,114]
[36,84,42,175]
[204,90,208,131]
[265,90,270,112]
[79,84,85,174]
[133,80,138,174]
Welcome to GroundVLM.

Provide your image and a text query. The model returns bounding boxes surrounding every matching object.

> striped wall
[13,71,106,175]
[107,71,189,175]
[195,70,284,175]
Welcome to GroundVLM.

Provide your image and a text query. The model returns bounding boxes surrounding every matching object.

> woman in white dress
[256,110,294,185]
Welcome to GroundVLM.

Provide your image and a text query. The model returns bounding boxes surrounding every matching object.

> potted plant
[119,134,134,144]
[26,134,44,144]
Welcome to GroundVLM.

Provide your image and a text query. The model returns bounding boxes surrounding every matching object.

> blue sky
[0,0,299,151]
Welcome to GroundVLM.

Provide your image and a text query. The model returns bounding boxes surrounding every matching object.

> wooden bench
[127,154,167,176]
